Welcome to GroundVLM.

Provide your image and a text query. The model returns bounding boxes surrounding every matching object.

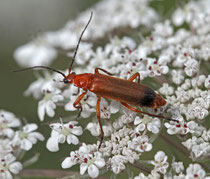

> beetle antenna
[68,11,93,74]
[13,66,66,78]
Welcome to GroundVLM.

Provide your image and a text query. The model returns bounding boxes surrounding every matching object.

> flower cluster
[11,0,210,178]
[134,152,210,179]
[47,120,83,152]
[0,110,44,179]
[62,144,105,178]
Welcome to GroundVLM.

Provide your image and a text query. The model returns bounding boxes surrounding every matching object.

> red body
[66,72,166,109]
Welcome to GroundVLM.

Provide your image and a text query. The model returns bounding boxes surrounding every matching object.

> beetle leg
[128,72,140,83]
[96,96,104,149]
[73,87,80,96]
[121,102,178,123]
[95,68,113,76]
[73,91,87,118]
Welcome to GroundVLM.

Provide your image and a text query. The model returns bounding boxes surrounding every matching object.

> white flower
[184,58,199,77]
[113,108,136,130]
[204,75,210,89]
[199,45,210,61]
[0,139,13,158]
[14,37,57,67]
[100,99,111,119]
[134,170,161,179]
[109,155,126,174]
[176,47,195,66]
[159,83,174,96]
[159,46,175,64]
[24,71,64,100]
[191,141,210,158]
[46,121,83,152]
[134,172,148,179]
[86,122,101,137]
[168,29,190,45]
[165,116,194,135]
[202,129,210,142]
[171,70,185,85]
[172,3,200,26]
[153,20,173,37]
[89,46,111,69]
[174,173,186,179]
[24,75,46,100]
[121,147,139,164]
[86,122,112,137]
[172,161,184,174]
[172,8,185,26]
[107,36,136,54]
[38,88,64,121]
[175,89,190,103]
[62,151,80,169]
[182,136,199,151]
[0,110,21,139]
[117,50,148,80]
[140,36,167,54]
[147,58,169,77]
[186,164,207,179]
[193,106,209,121]
[79,151,105,178]
[182,136,210,158]
[0,153,22,179]
[151,151,169,174]
[191,75,206,88]
[130,135,152,153]
[134,116,161,134]
[12,123,44,151]
[180,79,191,90]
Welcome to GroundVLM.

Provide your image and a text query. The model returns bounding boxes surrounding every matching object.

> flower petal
[38,101,45,121]
[23,123,38,133]
[61,157,76,169]
[46,101,55,117]
[9,162,22,174]
[110,101,120,113]
[94,159,105,168]
[46,137,59,152]
[80,163,88,175]
[67,134,79,145]
[2,171,13,179]
[134,116,142,125]
[72,126,83,136]
[21,139,33,151]
[88,164,99,178]
[28,132,45,141]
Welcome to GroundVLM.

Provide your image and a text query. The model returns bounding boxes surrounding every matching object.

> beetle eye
[63,78,69,84]
[71,72,76,75]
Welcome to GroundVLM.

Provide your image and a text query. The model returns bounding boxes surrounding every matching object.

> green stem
[20,169,109,179]
[131,162,151,174]
[160,132,189,156]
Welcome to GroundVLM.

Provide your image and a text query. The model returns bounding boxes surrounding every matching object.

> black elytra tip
[140,87,155,107]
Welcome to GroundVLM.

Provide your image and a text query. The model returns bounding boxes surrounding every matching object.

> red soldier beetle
[15,12,178,149]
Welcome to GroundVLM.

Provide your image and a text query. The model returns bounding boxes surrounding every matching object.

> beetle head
[64,72,76,84]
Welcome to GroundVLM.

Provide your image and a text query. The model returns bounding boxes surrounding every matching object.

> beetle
[15,12,177,149]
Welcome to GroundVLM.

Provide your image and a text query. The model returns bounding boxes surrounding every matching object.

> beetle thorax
[73,74,92,90]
